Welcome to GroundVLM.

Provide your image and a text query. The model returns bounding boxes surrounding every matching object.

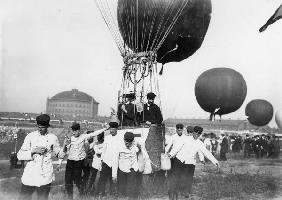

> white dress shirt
[112,141,140,178]
[176,137,218,166]
[17,130,64,187]
[101,133,123,168]
[92,142,104,170]
[166,134,185,157]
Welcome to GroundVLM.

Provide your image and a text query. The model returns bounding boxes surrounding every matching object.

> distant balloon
[195,68,247,120]
[275,110,282,129]
[245,99,273,126]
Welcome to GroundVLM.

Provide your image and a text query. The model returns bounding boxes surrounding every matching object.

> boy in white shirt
[17,114,65,200]
[168,126,220,199]
[112,131,141,199]
[87,132,105,195]
[63,122,108,199]
[166,124,186,200]
[97,121,122,198]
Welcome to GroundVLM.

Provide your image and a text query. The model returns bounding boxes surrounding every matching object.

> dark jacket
[140,103,163,125]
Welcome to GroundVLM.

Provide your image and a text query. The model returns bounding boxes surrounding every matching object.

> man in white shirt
[168,126,220,199]
[97,121,122,198]
[166,124,186,200]
[112,131,141,199]
[64,122,108,199]
[17,114,65,200]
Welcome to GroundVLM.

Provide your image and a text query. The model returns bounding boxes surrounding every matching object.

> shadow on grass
[193,172,278,200]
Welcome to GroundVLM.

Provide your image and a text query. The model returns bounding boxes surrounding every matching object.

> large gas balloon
[245,99,273,126]
[195,68,247,120]
[117,0,212,64]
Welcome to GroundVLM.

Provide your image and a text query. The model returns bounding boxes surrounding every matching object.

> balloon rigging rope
[149,0,174,51]
[124,1,133,54]
[94,0,124,55]
[140,2,147,53]
[156,0,190,51]
[116,2,128,52]
[145,1,158,52]
[101,0,123,53]
[151,0,178,51]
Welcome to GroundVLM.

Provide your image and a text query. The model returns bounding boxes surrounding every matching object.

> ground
[0,153,281,200]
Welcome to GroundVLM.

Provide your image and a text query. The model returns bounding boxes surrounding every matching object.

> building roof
[50,89,99,103]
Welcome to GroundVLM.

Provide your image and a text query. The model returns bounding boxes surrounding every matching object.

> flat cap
[194,126,203,134]
[124,131,134,142]
[176,123,184,129]
[71,122,80,131]
[36,114,50,127]
[186,126,194,133]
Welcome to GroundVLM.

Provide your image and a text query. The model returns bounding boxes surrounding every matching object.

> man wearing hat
[63,122,108,199]
[140,92,163,125]
[168,126,219,199]
[112,131,142,199]
[97,121,123,198]
[186,126,194,137]
[166,124,186,200]
[117,93,137,127]
[17,114,65,200]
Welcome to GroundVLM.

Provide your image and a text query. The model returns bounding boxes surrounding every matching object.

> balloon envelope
[117,0,212,64]
[275,110,282,129]
[195,68,247,117]
[245,99,273,127]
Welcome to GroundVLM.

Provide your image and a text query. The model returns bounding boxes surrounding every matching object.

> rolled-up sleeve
[53,136,65,159]
[199,141,218,165]
[17,134,33,161]
[84,128,107,141]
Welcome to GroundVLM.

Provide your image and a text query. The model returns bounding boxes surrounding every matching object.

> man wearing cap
[117,93,137,127]
[186,126,194,137]
[17,114,65,200]
[63,122,108,199]
[166,124,186,161]
[112,131,142,199]
[166,124,186,200]
[97,121,123,198]
[168,126,219,199]
[140,92,163,125]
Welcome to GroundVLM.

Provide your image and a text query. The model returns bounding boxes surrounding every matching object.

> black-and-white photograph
[0,0,282,199]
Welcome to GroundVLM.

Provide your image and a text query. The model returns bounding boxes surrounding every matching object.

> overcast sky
[0,0,282,127]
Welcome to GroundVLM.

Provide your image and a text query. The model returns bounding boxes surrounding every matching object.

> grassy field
[0,152,281,200]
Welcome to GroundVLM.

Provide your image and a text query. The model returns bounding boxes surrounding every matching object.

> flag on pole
[259,4,282,32]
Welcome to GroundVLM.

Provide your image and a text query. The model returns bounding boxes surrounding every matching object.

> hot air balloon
[275,110,282,129]
[95,0,212,173]
[117,0,212,64]
[95,0,212,110]
[195,68,247,120]
[245,99,273,127]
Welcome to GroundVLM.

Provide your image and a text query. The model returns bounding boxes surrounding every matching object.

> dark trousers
[220,151,227,161]
[97,162,116,196]
[168,158,185,194]
[19,183,51,200]
[87,168,98,194]
[184,164,195,194]
[117,169,139,199]
[65,159,84,199]
[81,164,91,194]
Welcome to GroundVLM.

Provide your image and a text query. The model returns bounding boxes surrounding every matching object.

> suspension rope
[156,0,190,51]
[149,0,175,51]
